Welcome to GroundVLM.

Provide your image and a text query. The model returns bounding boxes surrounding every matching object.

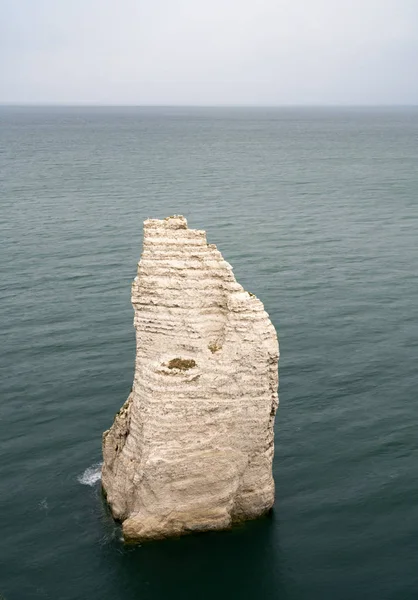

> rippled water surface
[1,106,418,600]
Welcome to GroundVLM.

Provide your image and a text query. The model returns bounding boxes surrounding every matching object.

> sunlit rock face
[102,216,279,541]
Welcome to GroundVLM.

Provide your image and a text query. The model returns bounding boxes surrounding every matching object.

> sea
[1,106,417,600]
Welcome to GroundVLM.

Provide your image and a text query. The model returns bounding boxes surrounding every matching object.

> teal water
[1,106,418,600]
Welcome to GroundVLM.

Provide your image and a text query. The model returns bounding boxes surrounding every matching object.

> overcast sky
[1,0,417,105]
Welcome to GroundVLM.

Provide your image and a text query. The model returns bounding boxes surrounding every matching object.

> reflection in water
[108,511,290,599]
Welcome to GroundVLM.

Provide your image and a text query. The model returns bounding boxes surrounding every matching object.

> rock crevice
[102,215,279,540]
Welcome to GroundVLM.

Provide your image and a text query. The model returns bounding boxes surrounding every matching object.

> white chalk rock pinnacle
[102,216,279,541]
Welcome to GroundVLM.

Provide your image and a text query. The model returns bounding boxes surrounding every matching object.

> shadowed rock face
[102,216,279,541]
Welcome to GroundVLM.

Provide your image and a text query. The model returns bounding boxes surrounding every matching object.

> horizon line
[1,102,418,109]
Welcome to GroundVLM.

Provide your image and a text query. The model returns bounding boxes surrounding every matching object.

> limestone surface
[102,216,279,541]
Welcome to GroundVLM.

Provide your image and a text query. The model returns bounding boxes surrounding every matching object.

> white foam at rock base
[78,463,102,486]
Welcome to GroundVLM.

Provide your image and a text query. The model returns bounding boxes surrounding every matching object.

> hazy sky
[1,0,417,105]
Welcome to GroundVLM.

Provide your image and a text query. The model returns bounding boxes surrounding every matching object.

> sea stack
[102,216,279,541]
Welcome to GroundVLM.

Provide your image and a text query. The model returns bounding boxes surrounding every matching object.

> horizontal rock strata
[102,215,279,541]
